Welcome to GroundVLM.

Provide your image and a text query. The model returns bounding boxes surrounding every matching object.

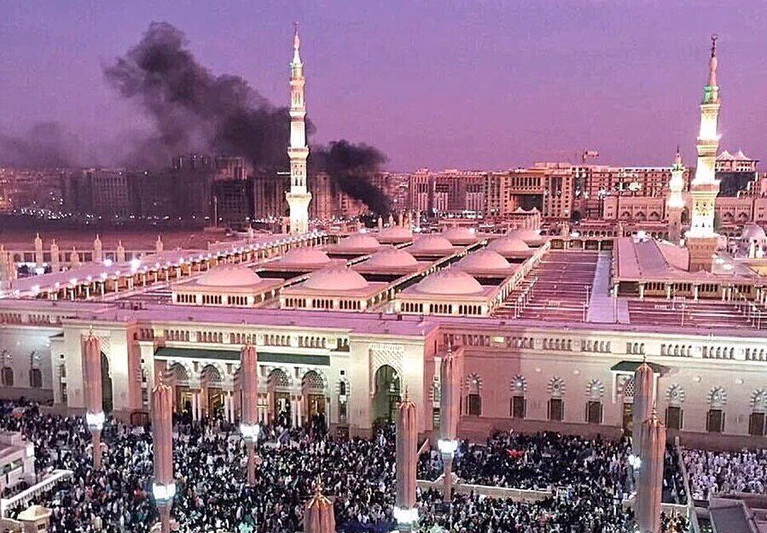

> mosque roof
[196,265,263,288]
[441,226,478,244]
[303,266,370,292]
[364,247,418,269]
[377,226,413,243]
[414,269,484,296]
[410,234,455,253]
[335,233,381,252]
[279,248,332,267]
[486,236,531,255]
[456,250,512,272]
[507,229,546,246]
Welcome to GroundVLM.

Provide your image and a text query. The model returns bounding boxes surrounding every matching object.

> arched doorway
[169,363,191,413]
[372,365,400,423]
[201,364,224,414]
[101,352,113,413]
[303,370,326,417]
[268,369,291,423]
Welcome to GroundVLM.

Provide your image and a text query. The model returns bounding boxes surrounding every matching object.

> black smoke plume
[0,122,81,168]
[104,22,295,170]
[105,22,389,213]
[312,141,390,215]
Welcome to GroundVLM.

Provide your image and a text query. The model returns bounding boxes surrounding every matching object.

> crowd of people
[418,431,688,505]
[683,448,767,499]
[0,399,713,533]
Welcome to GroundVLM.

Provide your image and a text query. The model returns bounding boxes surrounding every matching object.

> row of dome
[195,254,509,296]
[321,229,541,255]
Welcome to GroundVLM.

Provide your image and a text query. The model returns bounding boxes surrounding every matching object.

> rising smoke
[0,122,82,168]
[312,141,390,215]
[105,22,390,214]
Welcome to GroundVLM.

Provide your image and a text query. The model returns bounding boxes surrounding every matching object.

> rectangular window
[666,406,683,430]
[510,396,526,419]
[467,394,482,416]
[586,401,603,424]
[706,409,725,433]
[748,412,765,436]
[548,398,564,421]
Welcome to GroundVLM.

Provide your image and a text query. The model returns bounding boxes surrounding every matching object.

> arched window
[707,387,727,433]
[466,374,482,416]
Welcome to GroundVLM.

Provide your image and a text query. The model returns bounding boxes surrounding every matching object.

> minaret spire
[285,23,311,235]
[686,35,722,271]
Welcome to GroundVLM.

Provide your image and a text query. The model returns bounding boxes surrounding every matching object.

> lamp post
[82,333,104,470]
[394,393,418,532]
[438,348,460,504]
[152,378,175,533]
[239,342,260,485]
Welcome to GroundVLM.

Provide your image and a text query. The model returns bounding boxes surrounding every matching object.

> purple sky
[1,0,766,171]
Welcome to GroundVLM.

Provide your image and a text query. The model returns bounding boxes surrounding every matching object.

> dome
[487,236,530,254]
[507,229,545,245]
[304,266,369,291]
[280,248,331,266]
[441,226,477,244]
[410,234,453,252]
[415,269,483,295]
[378,226,413,242]
[197,265,262,287]
[365,248,418,268]
[457,250,511,271]
[740,224,767,243]
[337,233,380,251]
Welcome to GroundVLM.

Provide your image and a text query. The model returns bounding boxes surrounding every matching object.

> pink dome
[365,248,418,268]
[280,248,331,266]
[410,234,453,252]
[304,266,369,291]
[457,250,511,271]
[415,269,483,295]
[337,233,381,251]
[441,226,477,244]
[487,236,530,254]
[197,265,262,287]
[507,229,545,245]
[378,226,413,242]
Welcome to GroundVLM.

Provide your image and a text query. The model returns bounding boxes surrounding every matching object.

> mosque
[0,32,765,448]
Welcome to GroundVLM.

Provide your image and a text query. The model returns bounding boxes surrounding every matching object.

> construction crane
[539,149,600,165]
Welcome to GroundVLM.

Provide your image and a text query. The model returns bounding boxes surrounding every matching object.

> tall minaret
[687,35,721,271]
[667,147,686,244]
[285,23,311,235]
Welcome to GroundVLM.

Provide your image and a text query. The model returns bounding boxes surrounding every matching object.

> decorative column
[304,481,336,533]
[34,234,43,269]
[152,379,175,533]
[116,241,126,263]
[82,333,104,470]
[394,394,418,531]
[94,235,103,263]
[50,240,60,273]
[240,342,259,485]
[438,349,460,503]
[632,358,654,453]
[635,409,666,533]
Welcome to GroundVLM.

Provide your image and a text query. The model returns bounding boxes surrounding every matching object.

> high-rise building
[687,36,722,271]
[716,150,759,197]
[285,25,311,234]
